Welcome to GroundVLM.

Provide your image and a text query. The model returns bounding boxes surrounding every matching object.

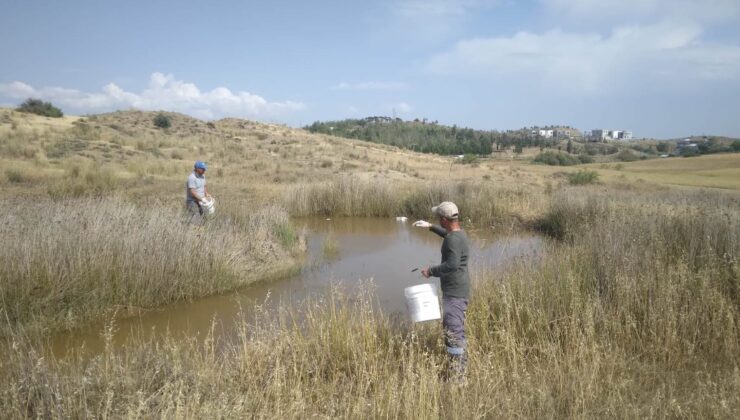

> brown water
[50,217,543,358]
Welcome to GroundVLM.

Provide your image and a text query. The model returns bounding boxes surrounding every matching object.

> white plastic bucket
[201,197,216,215]
[404,283,441,323]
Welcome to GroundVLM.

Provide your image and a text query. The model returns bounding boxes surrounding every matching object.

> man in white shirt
[185,160,211,224]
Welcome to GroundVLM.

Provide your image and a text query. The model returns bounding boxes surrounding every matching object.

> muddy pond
[51,217,543,358]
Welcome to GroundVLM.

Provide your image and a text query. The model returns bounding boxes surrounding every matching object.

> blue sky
[1,0,739,138]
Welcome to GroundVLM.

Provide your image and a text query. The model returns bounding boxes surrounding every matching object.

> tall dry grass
[285,177,546,230]
[1,187,738,418]
[0,197,299,335]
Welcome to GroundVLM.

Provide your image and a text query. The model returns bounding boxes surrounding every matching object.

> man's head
[194,160,207,175]
[432,201,459,229]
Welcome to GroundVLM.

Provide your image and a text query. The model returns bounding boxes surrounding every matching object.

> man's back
[430,226,470,299]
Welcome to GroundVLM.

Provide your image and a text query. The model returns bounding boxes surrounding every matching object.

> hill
[305,117,576,155]
[1,108,527,203]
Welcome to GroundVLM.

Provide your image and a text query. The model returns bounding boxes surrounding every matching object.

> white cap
[432,201,459,219]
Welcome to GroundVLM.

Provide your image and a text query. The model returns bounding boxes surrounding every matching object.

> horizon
[2,0,739,138]
[3,105,737,141]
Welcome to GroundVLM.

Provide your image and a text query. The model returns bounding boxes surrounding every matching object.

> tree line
[305,117,560,155]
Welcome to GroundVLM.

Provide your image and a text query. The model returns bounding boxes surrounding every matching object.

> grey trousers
[186,201,204,224]
[442,296,468,355]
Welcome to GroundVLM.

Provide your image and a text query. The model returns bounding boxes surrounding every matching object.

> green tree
[153,113,171,129]
[16,98,63,118]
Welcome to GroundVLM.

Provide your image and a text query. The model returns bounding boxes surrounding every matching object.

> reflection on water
[50,217,543,358]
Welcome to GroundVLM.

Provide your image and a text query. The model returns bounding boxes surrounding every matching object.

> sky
[1,0,739,138]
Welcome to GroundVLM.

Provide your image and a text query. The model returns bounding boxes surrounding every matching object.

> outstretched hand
[421,268,431,278]
[413,220,431,229]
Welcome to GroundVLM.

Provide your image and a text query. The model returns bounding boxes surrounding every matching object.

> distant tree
[514,144,523,155]
[16,98,63,118]
[566,139,573,154]
[732,140,740,152]
[656,142,670,153]
[153,113,171,129]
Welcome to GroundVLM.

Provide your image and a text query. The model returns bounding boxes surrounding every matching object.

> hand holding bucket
[200,197,216,215]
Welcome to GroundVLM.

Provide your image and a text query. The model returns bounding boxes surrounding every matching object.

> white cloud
[383,0,499,44]
[541,0,740,22]
[0,73,306,119]
[331,81,409,91]
[426,20,740,92]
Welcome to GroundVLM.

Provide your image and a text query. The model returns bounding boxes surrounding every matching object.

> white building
[538,129,554,138]
[589,129,609,141]
[589,128,633,141]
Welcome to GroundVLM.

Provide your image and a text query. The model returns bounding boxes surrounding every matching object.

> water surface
[51,217,542,357]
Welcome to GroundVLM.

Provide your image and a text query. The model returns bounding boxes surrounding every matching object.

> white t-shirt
[186,172,206,203]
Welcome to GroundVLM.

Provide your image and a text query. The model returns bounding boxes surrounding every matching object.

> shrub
[16,98,63,118]
[153,113,171,129]
[616,149,639,162]
[533,151,580,166]
[458,153,479,164]
[577,154,594,164]
[568,170,599,185]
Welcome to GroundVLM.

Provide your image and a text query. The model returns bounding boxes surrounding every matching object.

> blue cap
[194,160,207,170]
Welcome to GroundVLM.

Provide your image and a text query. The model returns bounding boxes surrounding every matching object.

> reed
[1,187,738,418]
[0,197,300,335]
[285,177,546,231]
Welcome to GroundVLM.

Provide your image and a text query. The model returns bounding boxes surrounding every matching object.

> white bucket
[404,283,441,323]
[201,197,216,215]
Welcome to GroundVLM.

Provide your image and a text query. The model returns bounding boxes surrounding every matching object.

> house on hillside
[554,127,583,139]
[588,129,633,142]
[531,129,554,138]
[674,138,698,155]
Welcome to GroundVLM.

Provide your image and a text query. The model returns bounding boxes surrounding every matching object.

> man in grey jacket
[414,201,470,380]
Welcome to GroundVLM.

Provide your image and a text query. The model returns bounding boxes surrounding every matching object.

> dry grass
[586,153,740,189]
[1,107,739,418]
[1,189,738,418]
[285,177,547,231]
[0,197,300,335]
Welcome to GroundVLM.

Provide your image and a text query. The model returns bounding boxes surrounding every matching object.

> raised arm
[430,224,448,238]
